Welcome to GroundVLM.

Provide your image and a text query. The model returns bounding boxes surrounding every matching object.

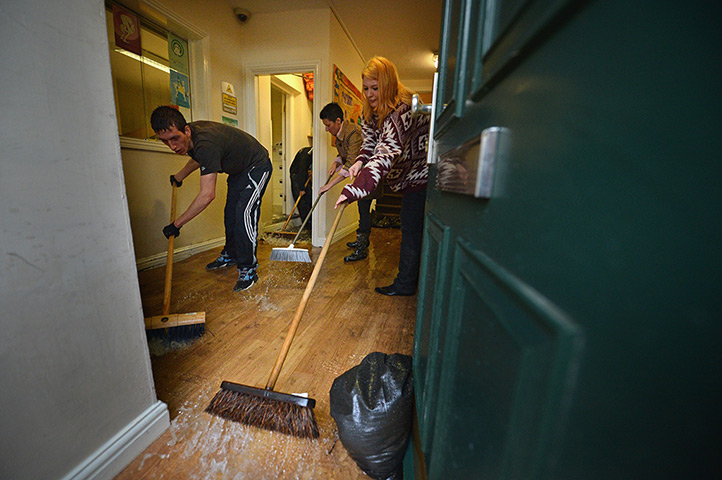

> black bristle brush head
[205,381,319,439]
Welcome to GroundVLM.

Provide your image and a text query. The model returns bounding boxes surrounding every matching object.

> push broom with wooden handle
[273,175,312,236]
[206,203,347,438]
[270,169,342,262]
[144,181,206,340]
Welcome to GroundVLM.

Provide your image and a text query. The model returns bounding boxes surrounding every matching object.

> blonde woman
[334,56,430,296]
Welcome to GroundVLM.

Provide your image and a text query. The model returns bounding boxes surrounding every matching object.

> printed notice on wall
[222,82,237,115]
[168,34,188,74]
[222,116,238,127]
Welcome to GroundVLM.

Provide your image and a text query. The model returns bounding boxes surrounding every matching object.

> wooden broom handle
[162,183,178,315]
[266,203,347,390]
[290,171,336,245]
[281,175,311,231]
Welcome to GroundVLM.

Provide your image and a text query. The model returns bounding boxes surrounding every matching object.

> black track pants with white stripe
[224,163,271,272]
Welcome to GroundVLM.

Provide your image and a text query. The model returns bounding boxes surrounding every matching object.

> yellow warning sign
[222,92,237,115]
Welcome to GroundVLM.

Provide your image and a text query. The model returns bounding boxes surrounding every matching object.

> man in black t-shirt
[150,106,272,292]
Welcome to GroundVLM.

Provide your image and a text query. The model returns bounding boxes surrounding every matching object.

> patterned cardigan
[341,102,430,203]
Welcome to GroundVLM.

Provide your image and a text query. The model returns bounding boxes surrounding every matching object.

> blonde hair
[362,56,413,128]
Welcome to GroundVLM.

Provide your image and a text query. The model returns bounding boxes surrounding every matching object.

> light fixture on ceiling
[114,48,170,74]
[432,51,439,70]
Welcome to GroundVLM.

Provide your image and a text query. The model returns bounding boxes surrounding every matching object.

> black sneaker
[234,270,258,292]
[206,253,236,270]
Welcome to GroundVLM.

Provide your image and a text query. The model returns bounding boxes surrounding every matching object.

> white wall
[0,1,167,479]
[256,75,274,225]
[274,74,314,170]
[274,74,314,215]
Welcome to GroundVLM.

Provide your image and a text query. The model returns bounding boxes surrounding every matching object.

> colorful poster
[168,34,188,74]
[170,70,190,108]
[332,65,363,125]
[112,5,141,56]
[302,73,314,101]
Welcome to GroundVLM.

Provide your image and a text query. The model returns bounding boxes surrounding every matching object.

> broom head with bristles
[269,244,312,263]
[144,312,206,340]
[206,381,319,439]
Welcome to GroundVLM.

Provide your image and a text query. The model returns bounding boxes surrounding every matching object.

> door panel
[428,237,581,479]
[412,0,721,478]
[415,213,453,457]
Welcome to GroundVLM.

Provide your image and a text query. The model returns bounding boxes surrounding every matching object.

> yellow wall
[120,147,227,260]
[120,3,366,263]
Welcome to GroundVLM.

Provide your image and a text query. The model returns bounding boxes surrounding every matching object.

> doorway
[254,73,314,236]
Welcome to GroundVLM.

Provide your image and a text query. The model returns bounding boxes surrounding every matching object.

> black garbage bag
[329,352,414,480]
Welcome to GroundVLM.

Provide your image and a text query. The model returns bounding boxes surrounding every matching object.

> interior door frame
[243,61,321,242]
[269,81,292,214]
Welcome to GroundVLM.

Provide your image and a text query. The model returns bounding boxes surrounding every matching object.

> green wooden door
[411,1,721,478]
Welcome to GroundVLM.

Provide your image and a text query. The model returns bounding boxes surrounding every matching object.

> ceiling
[232,0,444,91]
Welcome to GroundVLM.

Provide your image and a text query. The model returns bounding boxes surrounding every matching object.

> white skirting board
[138,220,358,270]
[313,222,358,247]
[61,401,170,480]
[137,237,225,271]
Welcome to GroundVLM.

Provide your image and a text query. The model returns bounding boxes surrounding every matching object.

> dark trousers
[357,198,372,235]
[393,188,426,292]
[224,163,271,272]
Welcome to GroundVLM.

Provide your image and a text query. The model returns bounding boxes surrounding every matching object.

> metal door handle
[411,94,433,117]
[436,126,511,198]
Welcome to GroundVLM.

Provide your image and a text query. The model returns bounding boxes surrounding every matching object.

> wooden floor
[116,227,417,479]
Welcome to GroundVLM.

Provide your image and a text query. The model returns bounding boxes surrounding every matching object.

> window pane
[105,4,190,140]
[141,26,172,140]
[497,0,528,37]
[106,9,145,138]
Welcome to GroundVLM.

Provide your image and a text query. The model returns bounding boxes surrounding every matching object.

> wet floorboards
[116,227,416,479]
